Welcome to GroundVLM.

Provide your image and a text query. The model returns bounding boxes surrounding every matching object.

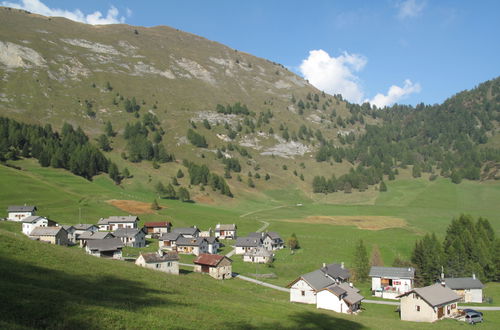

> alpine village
[1,3,500,330]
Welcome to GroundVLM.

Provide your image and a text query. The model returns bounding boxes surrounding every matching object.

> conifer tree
[353,239,369,282]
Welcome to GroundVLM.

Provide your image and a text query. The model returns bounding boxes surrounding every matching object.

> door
[437,307,444,319]
[202,265,209,273]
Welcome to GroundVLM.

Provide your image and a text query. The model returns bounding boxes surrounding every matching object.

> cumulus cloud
[368,79,421,108]
[300,49,367,103]
[300,49,421,107]
[1,0,127,25]
[396,0,426,19]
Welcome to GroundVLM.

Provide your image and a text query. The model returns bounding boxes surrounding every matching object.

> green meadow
[1,160,500,328]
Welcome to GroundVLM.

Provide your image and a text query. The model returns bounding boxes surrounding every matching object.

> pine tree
[109,163,121,184]
[353,239,370,282]
[287,233,299,250]
[97,134,112,152]
[122,167,131,179]
[151,199,160,210]
[379,181,387,192]
[105,121,115,137]
[165,184,177,199]
[172,177,179,186]
[176,169,184,178]
[178,187,190,202]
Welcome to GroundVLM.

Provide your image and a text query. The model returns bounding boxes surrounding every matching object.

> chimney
[349,282,353,288]
[408,267,411,272]
[322,263,326,268]
[472,273,476,280]
[341,262,344,269]
[194,225,197,229]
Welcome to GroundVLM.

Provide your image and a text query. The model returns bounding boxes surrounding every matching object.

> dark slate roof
[175,237,206,247]
[399,283,460,307]
[369,266,415,279]
[444,277,484,290]
[266,232,282,240]
[62,225,75,231]
[8,205,37,212]
[21,215,46,224]
[141,252,178,263]
[30,226,64,236]
[205,237,219,244]
[79,231,115,240]
[113,228,142,238]
[235,236,262,247]
[247,232,262,238]
[87,237,123,252]
[98,216,138,225]
[300,269,336,291]
[321,283,364,305]
[160,232,181,241]
[324,285,347,297]
[321,263,350,280]
[172,227,200,236]
[216,224,236,231]
[194,254,231,266]
[73,224,98,231]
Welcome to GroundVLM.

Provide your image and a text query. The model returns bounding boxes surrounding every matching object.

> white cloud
[300,49,367,103]
[299,49,421,107]
[369,79,421,108]
[396,0,426,19]
[1,0,127,25]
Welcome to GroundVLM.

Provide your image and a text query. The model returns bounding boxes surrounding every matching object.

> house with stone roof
[397,283,461,322]
[215,223,237,239]
[234,236,263,254]
[73,224,99,238]
[443,275,484,303]
[172,226,200,238]
[205,236,220,254]
[369,266,415,299]
[194,254,232,280]
[21,215,57,236]
[77,231,116,247]
[262,232,284,250]
[113,227,146,248]
[29,226,68,245]
[97,216,139,231]
[243,247,273,264]
[85,237,124,259]
[317,282,364,314]
[7,205,37,221]
[135,252,179,275]
[175,237,209,256]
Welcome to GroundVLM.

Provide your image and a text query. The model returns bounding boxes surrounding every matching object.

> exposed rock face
[0,41,46,68]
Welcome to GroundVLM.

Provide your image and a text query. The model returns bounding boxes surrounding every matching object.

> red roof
[144,221,172,228]
[194,254,229,267]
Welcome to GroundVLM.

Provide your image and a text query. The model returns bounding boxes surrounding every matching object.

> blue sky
[3,0,500,107]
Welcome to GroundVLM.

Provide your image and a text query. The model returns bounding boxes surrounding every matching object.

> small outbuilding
[317,282,364,314]
[243,247,273,264]
[194,254,232,280]
[135,252,179,275]
[85,237,124,259]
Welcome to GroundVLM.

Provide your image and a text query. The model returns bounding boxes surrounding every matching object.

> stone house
[194,254,232,280]
[85,237,124,259]
[135,252,179,275]
[29,226,68,245]
[77,231,115,247]
[243,247,273,264]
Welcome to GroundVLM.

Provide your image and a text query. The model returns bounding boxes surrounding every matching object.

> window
[415,305,420,312]
[301,291,305,296]
[156,264,161,269]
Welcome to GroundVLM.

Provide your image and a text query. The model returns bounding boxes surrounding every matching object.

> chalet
[205,236,220,254]
[98,216,139,231]
[113,228,146,248]
[288,269,336,304]
[317,282,364,314]
[175,237,208,256]
[73,224,99,236]
[61,225,76,244]
[29,226,68,245]
[320,262,351,283]
[234,236,262,254]
[443,275,484,303]
[144,221,172,238]
[7,205,37,221]
[21,216,56,236]
[398,283,460,323]
[85,237,124,259]
[135,252,179,275]
[194,254,232,280]
[262,232,284,250]
[243,247,273,264]
[159,232,181,251]
[369,266,415,299]
[77,231,115,247]
[215,223,237,239]
[172,226,200,238]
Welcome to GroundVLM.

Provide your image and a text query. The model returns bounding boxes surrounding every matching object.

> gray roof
[62,225,75,231]
[266,232,282,240]
[369,266,415,279]
[86,237,124,252]
[141,252,179,263]
[244,247,273,257]
[400,283,461,307]
[172,227,200,236]
[175,237,206,247]
[73,224,98,231]
[30,226,64,236]
[113,228,142,238]
[338,282,361,293]
[98,216,138,225]
[321,263,350,281]
[160,232,181,241]
[247,232,262,238]
[21,215,46,224]
[321,283,364,305]
[8,205,36,212]
[235,236,262,247]
[300,269,336,291]
[444,277,484,290]
[216,224,236,231]
[78,231,115,240]
[205,237,219,244]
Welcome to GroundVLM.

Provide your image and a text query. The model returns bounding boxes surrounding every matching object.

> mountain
[0,7,499,203]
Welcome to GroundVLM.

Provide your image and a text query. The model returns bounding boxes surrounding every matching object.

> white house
[234,236,262,255]
[85,237,124,259]
[443,276,484,303]
[135,252,179,275]
[215,223,237,239]
[243,247,273,264]
[172,227,200,238]
[320,262,351,283]
[158,232,181,251]
[317,282,364,314]
[287,269,336,304]
[205,236,220,254]
[73,224,99,238]
[175,237,208,256]
[98,216,139,231]
[113,228,146,248]
[262,232,284,251]
[7,205,37,221]
[369,266,415,299]
[21,216,56,236]
[397,283,460,323]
